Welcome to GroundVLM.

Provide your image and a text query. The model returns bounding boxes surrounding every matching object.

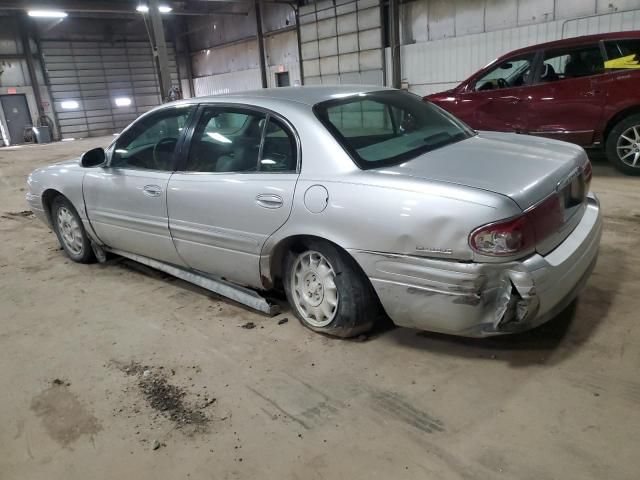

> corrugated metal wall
[299,0,384,85]
[192,39,261,96]
[43,40,178,138]
[265,30,302,88]
[194,67,263,96]
[398,0,640,95]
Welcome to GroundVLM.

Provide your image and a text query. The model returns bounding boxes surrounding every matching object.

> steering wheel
[496,78,508,89]
[152,137,177,169]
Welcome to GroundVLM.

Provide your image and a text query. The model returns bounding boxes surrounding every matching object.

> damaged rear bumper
[349,194,602,337]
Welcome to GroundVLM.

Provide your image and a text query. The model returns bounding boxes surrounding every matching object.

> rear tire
[605,113,640,175]
[51,196,95,263]
[283,240,379,338]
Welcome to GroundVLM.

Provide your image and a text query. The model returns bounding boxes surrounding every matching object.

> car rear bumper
[349,194,602,337]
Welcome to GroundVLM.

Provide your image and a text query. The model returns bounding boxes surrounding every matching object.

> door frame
[0,93,31,145]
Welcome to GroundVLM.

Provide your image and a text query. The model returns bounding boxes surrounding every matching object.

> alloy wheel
[291,250,339,328]
[56,206,84,256]
[616,125,640,168]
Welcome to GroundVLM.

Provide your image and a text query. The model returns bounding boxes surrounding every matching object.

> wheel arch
[41,188,65,226]
[603,105,640,143]
[262,234,372,292]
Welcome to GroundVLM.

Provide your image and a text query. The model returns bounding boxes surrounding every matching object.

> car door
[83,105,195,266]
[524,43,606,146]
[456,53,536,132]
[167,104,299,288]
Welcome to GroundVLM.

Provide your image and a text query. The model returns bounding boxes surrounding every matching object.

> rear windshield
[314,90,474,169]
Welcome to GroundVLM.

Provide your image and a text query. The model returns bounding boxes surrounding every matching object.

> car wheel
[51,196,95,263]
[283,240,378,338]
[605,114,640,176]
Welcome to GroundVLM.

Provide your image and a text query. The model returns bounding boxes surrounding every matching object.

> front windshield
[314,90,474,169]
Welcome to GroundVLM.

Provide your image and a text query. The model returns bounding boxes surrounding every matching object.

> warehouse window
[315,90,473,169]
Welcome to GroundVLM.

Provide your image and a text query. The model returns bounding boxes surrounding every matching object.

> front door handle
[256,194,283,209]
[142,184,162,197]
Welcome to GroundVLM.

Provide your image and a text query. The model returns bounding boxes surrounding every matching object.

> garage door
[42,40,178,139]
[299,0,384,86]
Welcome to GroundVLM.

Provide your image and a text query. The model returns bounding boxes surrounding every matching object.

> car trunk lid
[383,131,585,210]
[382,131,590,255]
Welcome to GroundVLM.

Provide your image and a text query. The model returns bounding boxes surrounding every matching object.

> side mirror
[80,147,106,168]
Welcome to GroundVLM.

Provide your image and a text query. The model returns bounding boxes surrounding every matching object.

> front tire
[51,196,95,263]
[605,114,640,175]
[283,240,379,338]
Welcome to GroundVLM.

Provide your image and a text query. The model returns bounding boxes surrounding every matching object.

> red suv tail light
[470,194,564,257]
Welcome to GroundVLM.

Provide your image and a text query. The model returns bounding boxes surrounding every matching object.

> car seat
[540,63,559,82]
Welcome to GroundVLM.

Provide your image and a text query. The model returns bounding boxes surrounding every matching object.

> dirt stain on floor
[114,361,213,435]
[30,380,102,447]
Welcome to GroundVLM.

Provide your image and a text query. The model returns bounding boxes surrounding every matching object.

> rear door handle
[142,184,162,197]
[256,194,283,209]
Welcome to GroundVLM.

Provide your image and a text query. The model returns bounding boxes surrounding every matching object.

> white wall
[192,30,301,96]
[396,0,640,95]
[265,29,302,88]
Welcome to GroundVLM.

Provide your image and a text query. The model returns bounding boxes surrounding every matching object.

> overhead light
[137,4,172,14]
[115,97,132,107]
[60,100,79,109]
[28,10,68,18]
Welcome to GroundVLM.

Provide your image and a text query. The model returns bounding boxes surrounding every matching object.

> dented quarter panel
[348,195,601,336]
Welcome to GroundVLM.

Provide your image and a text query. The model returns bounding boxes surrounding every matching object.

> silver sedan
[26,86,602,338]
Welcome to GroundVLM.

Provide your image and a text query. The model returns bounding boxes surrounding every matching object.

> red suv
[425,32,640,175]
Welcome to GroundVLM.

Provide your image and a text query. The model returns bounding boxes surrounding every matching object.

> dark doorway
[0,94,31,145]
[275,71,290,87]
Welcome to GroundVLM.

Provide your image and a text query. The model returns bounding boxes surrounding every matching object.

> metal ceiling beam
[0,0,248,16]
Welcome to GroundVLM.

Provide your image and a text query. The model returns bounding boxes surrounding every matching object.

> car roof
[498,30,640,59]
[181,85,392,107]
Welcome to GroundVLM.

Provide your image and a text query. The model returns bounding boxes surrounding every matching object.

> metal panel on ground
[299,0,384,86]
[42,40,178,138]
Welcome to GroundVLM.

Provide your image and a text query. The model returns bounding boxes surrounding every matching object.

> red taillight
[583,160,592,189]
[470,194,564,257]
[470,215,536,256]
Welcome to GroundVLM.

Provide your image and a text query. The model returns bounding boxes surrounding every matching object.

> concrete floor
[1,136,639,480]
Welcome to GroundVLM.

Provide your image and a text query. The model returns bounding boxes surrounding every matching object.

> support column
[149,0,173,101]
[389,0,401,89]
[18,15,43,117]
[255,0,268,89]
[293,4,304,85]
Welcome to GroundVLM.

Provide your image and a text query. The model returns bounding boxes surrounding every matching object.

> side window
[605,39,640,70]
[111,106,193,170]
[185,107,265,173]
[539,45,604,82]
[474,55,535,91]
[259,118,297,172]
